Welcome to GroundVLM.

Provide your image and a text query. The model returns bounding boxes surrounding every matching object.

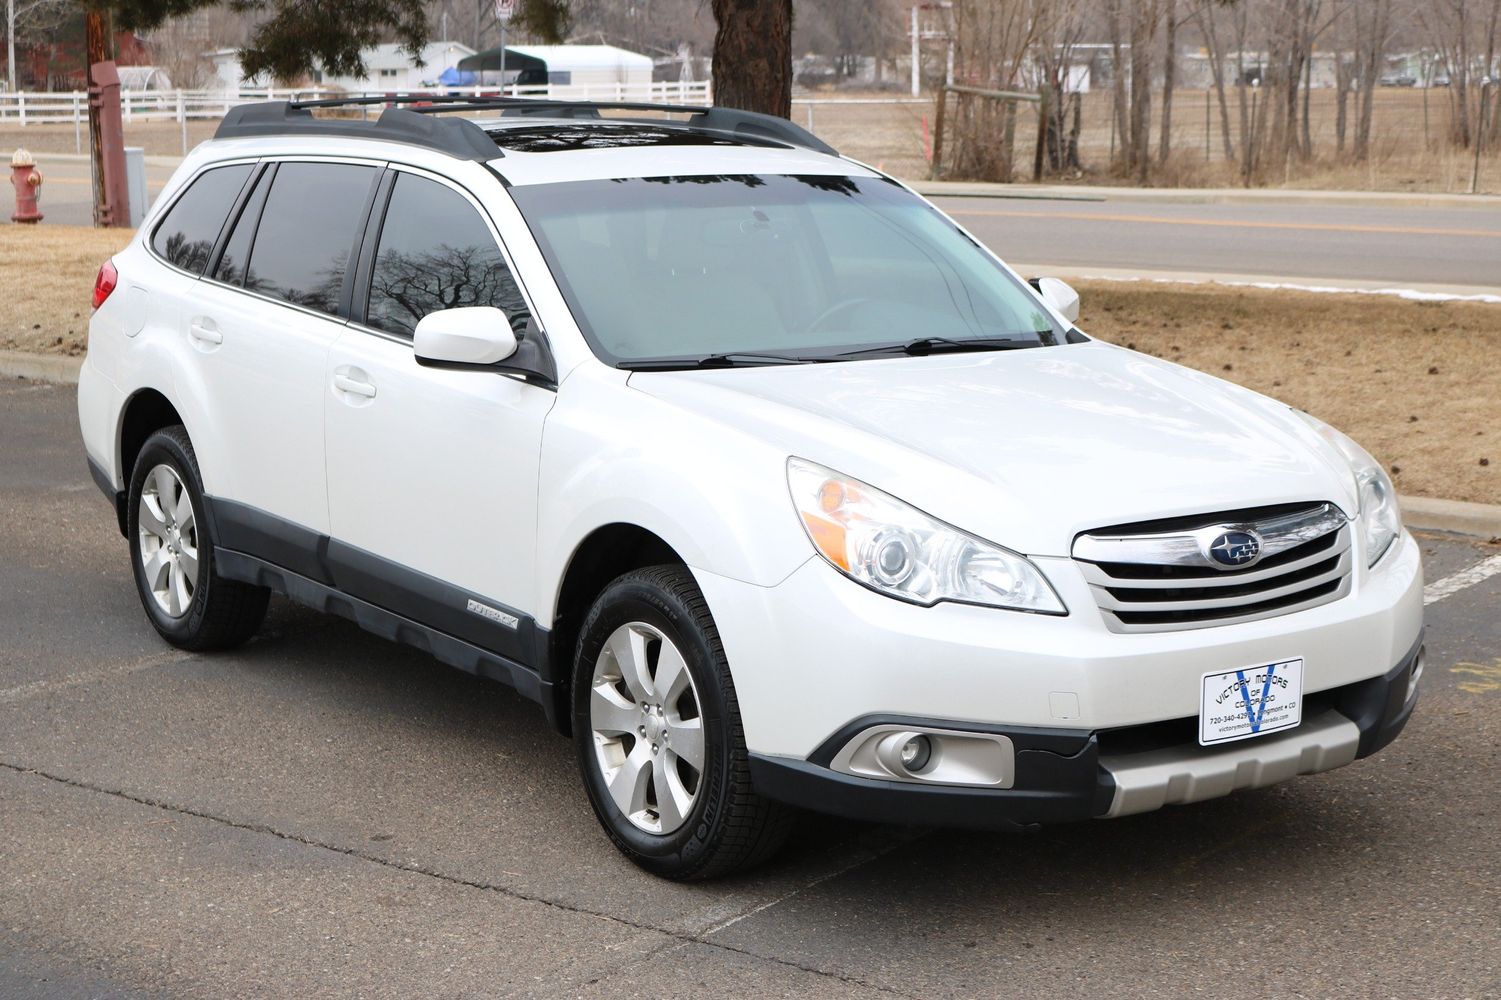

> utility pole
[87,8,107,226]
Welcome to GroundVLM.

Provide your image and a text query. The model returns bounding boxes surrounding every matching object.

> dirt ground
[2,224,1496,504]
[1074,280,1501,507]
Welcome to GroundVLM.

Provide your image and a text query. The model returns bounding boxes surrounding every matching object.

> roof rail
[220,95,841,158]
[214,102,501,160]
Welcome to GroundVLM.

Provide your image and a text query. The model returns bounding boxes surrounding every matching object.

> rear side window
[151,163,253,274]
[365,173,530,338]
[242,162,378,316]
[213,166,272,287]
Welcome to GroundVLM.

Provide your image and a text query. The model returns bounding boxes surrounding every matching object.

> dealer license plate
[1199,658,1304,746]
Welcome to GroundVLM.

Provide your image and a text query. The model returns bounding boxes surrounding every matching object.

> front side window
[242,162,378,316]
[365,173,529,338]
[510,173,1061,367]
[150,163,253,275]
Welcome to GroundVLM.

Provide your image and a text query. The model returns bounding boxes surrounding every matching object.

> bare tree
[1351,0,1393,160]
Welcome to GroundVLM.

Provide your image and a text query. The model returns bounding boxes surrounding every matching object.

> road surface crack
[0,759,921,999]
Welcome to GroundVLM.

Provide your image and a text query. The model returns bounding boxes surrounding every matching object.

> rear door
[323,166,555,661]
[184,159,382,571]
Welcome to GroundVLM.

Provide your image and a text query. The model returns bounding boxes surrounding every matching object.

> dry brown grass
[0,224,131,356]
[1075,280,1501,506]
[3,224,1496,503]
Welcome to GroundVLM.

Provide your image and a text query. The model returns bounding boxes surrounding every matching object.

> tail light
[92,259,118,310]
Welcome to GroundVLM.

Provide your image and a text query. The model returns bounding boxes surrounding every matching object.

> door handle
[333,372,377,399]
[188,319,222,346]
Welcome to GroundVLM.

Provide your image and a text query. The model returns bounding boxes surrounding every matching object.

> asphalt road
[933,196,1501,292]
[2,377,1500,999]
[23,154,1501,293]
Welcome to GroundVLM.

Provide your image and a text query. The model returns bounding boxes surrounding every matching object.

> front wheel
[573,565,794,879]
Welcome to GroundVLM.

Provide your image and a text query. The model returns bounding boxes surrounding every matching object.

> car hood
[628,341,1358,557]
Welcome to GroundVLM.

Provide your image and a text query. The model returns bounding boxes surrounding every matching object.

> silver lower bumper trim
[1100,711,1361,818]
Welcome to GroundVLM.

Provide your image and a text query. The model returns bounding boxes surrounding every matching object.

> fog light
[899,734,932,773]
[1406,647,1426,703]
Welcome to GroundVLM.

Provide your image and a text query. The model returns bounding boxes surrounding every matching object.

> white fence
[0,80,715,128]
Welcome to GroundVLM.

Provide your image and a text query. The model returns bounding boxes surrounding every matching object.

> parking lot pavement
[3,377,1499,999]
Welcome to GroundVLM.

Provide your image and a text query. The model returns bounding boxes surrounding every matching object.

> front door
[323,168,555,664]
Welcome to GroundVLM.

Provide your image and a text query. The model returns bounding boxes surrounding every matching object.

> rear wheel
[127,426,269,650]
[573,565,794,879]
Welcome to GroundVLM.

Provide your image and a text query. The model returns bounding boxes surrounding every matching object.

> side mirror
[1034,277,1080,324]
[413,307,518,366]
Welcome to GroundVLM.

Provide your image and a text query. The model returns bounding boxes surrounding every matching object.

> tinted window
[366,174,530,338]
[212,165,272,287]
[243,162,377,315]
[151,163,253,274]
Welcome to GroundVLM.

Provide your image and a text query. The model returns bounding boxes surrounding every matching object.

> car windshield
[509,173,1062,368]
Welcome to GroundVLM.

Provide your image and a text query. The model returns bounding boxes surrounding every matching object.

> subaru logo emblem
[1207,530,1262,568]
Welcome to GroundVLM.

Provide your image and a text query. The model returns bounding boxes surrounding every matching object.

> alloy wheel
[589,621,706,835]
[136,463,198,618]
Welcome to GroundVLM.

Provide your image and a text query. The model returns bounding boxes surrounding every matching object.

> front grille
[1073,502,1353,633]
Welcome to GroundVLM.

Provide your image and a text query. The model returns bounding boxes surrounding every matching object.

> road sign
[494,0,515,23]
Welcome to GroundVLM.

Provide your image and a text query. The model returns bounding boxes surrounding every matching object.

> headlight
[1293,411,1401,566]
[786,458,1066,613]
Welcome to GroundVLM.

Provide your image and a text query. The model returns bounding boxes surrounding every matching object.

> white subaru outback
[78,97,1424,879]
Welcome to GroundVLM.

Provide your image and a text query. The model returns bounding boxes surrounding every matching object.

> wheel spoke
[607,625,655,703]
[605,743,652,819]
[652,757,692,831]
[137,494,168,541]
[590,682,641,736]
[142,546,171,592]
[654,642,691,705]
[173,485,194,529]
[153,466,179,515]
[178,545,199,582]
[665,717,704,772]
[169,561,192,616]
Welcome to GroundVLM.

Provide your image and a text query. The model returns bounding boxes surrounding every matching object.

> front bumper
[748,633,1423,828]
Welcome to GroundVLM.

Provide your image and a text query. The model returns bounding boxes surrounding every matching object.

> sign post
[494,0,514,93]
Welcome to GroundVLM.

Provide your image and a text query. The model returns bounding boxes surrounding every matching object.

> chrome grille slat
[1073,503,1349,568]
[1077,531,1350,591]
[1092,549,1350,613]
[1073,502,1353,633]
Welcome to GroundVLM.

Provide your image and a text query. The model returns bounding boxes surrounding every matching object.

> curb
[1401,497,1501,541]
[0,350,83,384]
[3,351,1498,539]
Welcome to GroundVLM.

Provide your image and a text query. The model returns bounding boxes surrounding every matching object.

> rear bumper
[749,631,1423,829]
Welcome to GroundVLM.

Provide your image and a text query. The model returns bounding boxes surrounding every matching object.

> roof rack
[214,96,840,159]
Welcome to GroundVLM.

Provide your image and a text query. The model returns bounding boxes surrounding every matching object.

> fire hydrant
[11,148,43,224]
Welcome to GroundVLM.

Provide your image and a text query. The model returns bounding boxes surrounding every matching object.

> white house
[206,41,476,94]
[457,44,653,89]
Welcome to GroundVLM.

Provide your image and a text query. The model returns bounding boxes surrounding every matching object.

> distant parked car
[1379,74,1418,87]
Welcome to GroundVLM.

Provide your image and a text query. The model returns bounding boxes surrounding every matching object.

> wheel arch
[546,522,686,736]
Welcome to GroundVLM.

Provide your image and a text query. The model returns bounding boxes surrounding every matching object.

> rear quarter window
[150,163,254,275]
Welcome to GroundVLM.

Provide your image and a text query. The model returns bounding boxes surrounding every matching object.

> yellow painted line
[949,206,1501,240]
[1451,658,1501,695]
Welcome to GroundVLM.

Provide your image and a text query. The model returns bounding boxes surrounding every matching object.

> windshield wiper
[620,352,818,371]
[834,336,1040,359]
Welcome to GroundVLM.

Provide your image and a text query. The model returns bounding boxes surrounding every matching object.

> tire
[127,425,269,651]
[573,565,794,880]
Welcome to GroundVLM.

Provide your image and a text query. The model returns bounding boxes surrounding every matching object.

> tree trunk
[1335,55,1350,154]
[1158,0,1176,168]
[1197,3,1236,161]
[1127,0,1158,183]
[711,0,793,118]
[1107,0,1132,171]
